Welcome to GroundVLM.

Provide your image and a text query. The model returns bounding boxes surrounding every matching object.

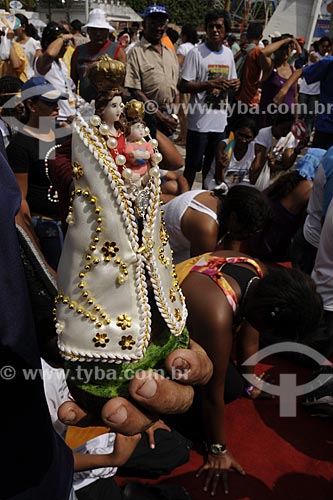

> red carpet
[115,356,333,499]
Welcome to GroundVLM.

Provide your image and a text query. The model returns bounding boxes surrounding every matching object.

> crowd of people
[1,4,333,500]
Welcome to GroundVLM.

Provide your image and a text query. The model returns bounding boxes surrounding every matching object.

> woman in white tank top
[163,185,272,264]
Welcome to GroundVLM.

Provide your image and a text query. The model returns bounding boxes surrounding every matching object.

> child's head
[125,120,146,141]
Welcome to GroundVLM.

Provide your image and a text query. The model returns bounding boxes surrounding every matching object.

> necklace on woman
[44,144,61,203]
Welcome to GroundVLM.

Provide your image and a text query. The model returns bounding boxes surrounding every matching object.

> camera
[271,147,283,162]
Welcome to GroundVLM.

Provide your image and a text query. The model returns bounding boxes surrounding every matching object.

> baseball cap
[297,37,305,44]
[141,5,169,18]
[21,77,68,103]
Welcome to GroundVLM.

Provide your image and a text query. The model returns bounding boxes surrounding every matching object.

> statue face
[103,95,124,125]
[128,122,146,141]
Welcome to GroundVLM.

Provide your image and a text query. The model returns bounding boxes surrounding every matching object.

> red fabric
[116,357,333,499]
[87,39,111,54]
[235,46,262,106]
[114,43,122,60]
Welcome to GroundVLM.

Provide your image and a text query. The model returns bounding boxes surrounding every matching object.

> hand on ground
[196,450,245,496]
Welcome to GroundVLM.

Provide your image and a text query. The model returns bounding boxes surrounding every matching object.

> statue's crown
[87,55,126,91]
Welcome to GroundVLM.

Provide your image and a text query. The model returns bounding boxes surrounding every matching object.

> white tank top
[163,189,218,264]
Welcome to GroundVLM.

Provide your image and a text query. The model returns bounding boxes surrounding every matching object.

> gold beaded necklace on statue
[89,114,126,166]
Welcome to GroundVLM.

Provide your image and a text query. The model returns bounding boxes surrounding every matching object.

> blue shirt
[320,145,333,216]
[303,56,333,133]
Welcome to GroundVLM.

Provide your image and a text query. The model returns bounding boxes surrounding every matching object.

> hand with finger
[58,339,213,436]
[243,371,275,400]
[196,449,245,496]
[144,419,171,449]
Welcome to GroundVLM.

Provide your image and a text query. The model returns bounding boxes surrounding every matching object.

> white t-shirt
[176,42,195,75]
[41,360,117,491]
[177,42,195,58]
[20,37,41,79]
[34,58,76,119]
[255,126,297,154]
[299,52,324,95]
[125,40,138,55]
[311,197,333,311]
[205,139,256,188]
[181,43,237,133]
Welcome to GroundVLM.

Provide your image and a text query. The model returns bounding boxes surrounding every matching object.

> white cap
[269,31,282,39]
[83,8,115,31]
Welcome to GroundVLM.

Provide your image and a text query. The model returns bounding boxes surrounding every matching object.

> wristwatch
[209,443,227,455]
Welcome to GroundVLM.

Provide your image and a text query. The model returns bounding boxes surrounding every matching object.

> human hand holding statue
[58,340,213,435]
[56,55,213,438]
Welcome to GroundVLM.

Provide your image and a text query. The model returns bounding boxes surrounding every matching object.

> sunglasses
[207,23,225,31]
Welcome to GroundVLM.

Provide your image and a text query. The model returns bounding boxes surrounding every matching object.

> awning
[90,2,142,23]
[106,15,141,22]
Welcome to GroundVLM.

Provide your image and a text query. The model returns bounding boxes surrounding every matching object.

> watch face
[210,443,226,455]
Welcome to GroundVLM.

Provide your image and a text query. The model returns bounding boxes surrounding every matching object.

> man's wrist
[204,441,227,455]
[209,443,227,455]
[155,108,164,120]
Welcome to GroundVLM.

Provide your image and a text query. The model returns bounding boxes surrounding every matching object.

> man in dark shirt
[71,8,126,102]
[0,139,75,499]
